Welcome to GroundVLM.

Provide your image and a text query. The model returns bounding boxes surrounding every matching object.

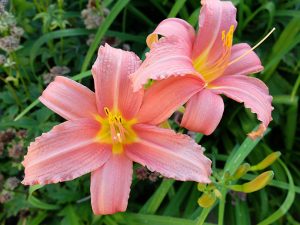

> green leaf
[139,179,175,214]
[263,17,300,80]
[163,182,193,216]
[168,0,187,18]
[27,211,47,225]
[284,98,298,150]
[28,185,60,210]
[257,159,295,225]
[225,127,270,175]
[60,205,82,225]
[127,5,155,27]
[29,29,91,73]
[241,2,275,35]
[114,213,215,225]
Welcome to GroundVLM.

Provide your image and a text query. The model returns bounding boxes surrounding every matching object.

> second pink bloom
[131,0,273,137]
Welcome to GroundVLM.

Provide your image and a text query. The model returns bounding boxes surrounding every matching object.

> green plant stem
[10,52,30,98]
[217,187,227,225]
[291,73,300,100]
[195,207,212,225]
[3,80,22,108]
[60,36,64,63]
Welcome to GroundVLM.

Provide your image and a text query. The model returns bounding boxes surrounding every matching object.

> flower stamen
[228,28,276,66]
[193,25,235,83]
[104,107,126,143]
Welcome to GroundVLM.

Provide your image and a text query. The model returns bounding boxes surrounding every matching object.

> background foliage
[0,0,299,224]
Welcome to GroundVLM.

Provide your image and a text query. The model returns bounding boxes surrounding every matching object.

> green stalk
[195,208,212,225]
[291,73,300,100]
[217,187,227,225]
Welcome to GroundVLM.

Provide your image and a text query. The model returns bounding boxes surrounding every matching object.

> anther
[104,107,110,116]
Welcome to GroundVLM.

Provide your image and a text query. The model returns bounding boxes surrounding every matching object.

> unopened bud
[213,189,222,198]
[229,171,274,193]
[198,192,216,208]
[232,163,250,180]
[197,183,207,192]
[250,152,281,171]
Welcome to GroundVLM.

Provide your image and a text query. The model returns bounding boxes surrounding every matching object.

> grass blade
[139,179,175,214]
[168,0,187,18]
[257,159,295,225]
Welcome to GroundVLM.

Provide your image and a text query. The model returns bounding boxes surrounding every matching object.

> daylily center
[95,107,137,154]
[193,25,235,84]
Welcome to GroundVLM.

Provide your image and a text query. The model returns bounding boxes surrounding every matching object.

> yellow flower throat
[193,25,235,84]
[95,107,137,154]
[193,26,275,85]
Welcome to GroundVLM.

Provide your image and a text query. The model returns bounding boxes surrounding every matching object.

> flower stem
[195,207,211,225]
[218,187,227,225]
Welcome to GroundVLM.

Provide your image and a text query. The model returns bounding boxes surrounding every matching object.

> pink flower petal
[192,0,237,62]
[92,44,143,119]
[210,75,273,128]
[223,43,264,76]
[90,154,132,215]
[146,18,195,48]
[181,89,224,135]
[39,76,98,120]
[126,124,212,183]
[130,36,199,91]
[22,119,111,185]
[137,75,204,125]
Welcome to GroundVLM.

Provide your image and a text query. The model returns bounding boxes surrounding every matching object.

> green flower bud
[197,183,207,192]
[250,152,281,171]
[198,192,216,208]
[232,163,250,180]
[229,171,274,193]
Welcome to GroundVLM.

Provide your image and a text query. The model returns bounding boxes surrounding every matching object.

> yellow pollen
[95,107,137,154]
[223,25,234,48]
[193,25,235,83]
[228,27,276,66]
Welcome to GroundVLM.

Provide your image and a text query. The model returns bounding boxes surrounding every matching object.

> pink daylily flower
[130,0,273,138]
[22,44,211,215]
